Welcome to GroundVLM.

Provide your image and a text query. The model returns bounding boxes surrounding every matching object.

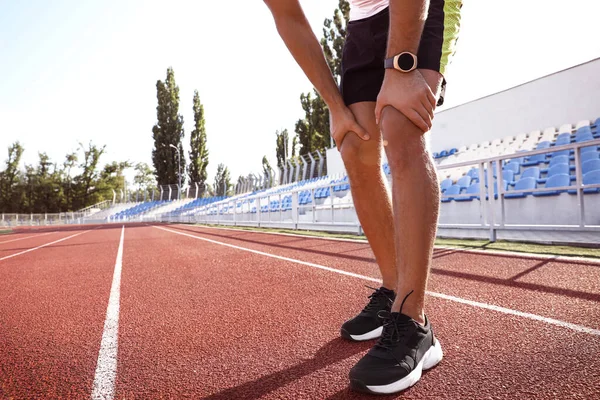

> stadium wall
[430,58,600,152]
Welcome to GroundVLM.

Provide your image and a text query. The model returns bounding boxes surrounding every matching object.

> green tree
[262,156,274,187]
[71,142,105,209]
[134,162,156,192]
[213,163,232,197]
[63,152,78,211]
[188,90,209,190]
[0,142,25,213]
[99,161,132,202]
[295,0,350,154]
[275,129,291,169]
[151,67,185,186]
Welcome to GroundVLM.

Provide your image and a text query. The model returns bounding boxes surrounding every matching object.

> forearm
[269,12,345,112]
[387,0,429,57]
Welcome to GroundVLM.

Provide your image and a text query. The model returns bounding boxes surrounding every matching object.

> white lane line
[155,225,600,337]
[0,231,55,245]
[92,225,125,400]
[0,230,91,261]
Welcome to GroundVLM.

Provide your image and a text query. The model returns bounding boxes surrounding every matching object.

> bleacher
[111,200,167,220]
[436,117,600,201]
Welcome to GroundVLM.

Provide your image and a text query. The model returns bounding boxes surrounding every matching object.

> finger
[374,100,384,126]
[406,108,430,133]
[352,121,371,141]
[425,87,437,110]
[412,103,432,132]
[421,96,434,121]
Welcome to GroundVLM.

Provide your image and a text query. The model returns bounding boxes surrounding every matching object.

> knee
[380,106,429,171]
[340,132,381,171]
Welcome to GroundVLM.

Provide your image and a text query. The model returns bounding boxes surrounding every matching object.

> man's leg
[379,69,444,323]
[338,102,398,341]
[340,102,396,289]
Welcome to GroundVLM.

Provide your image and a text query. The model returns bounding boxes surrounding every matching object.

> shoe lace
[362,285,393,313]
[375,290,414,351]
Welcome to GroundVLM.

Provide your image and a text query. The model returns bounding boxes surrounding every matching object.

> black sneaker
[348,291,443,394]
[340,286,396,341]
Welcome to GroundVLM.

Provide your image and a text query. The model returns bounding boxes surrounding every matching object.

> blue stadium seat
[433,152,439,158]
[520,167,540,180]
[457,175,471,190]
[523,151,547,166]
[440,178,453,192]
[449,148,458,155]
[455,183,480,202]
[505,177,537,198]
[580,151,599,163]
[439,150,449,158]
[504,162,520,174]
[467,168,480,179]
[551,149,570,158]
[581,145,599,154]
[582,159,600,175]
[582,170,600,193]
[533,174,571,197]
[575,133,594,143]
[441,185,461,202]
[555,134,571,146]
[502,170,515,185]
[549,155,569,168]
[547,163,572,178]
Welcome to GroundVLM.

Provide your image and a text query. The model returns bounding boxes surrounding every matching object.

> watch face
[398,53,415,71]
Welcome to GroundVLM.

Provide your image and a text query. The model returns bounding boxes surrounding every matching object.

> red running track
[1,223,599,399]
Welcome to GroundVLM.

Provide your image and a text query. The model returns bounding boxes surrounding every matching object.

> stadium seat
[575,133,594,143]
[441,185,461,202]
[582,159,600,175]
[520,167,540,180]
[555,136,571,146]
[504,162,520,174]
[439,150,449,158]
[581,145,599,154]
[502,170,515,184]
[547,163,571,178]
[533,174,571,197]
[582,170,600,193]
[551,149,571,158]
[505,177,537,198]
[549,155,569,168]
[580,151,599,164]
[457,175,471,190]
[455,183,480,201]
[440,178,453,192]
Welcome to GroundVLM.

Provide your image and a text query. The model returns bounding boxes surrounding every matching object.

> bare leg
[380,70,444,324]
[340,102,396,289]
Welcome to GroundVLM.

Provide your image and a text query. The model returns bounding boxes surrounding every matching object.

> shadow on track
[201,338,371,400]
[170,224,600,303]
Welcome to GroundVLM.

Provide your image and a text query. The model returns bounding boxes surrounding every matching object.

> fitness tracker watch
[384,52,418,72]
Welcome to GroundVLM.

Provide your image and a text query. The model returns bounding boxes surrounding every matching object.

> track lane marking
[92,225,125,400]
[0,231,55,245]
[0,230,92,261]
[155,225,600,336]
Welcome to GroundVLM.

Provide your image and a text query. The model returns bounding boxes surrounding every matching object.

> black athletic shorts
[340,0,462,107]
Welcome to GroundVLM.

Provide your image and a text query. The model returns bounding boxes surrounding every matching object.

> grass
[0,229,13,235]
[196,223,600,260]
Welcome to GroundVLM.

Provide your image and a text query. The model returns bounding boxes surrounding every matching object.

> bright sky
[1,0,599,184]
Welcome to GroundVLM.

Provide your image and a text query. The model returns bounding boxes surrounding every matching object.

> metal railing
[158,138,600,242]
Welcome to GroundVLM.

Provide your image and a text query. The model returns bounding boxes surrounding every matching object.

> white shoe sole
[347,326,383,341]
[365,339,444,394]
